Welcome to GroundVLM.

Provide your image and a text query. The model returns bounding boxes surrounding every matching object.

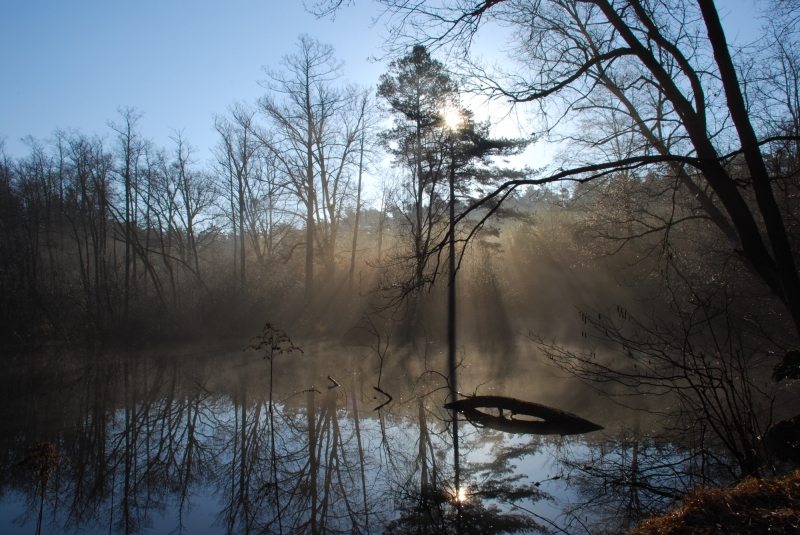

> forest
[3,0,800,533]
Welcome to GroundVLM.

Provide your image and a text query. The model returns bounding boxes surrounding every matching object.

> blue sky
[1,0,762,166]
[0,1,387,160]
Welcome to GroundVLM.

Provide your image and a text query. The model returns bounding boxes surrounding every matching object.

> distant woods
[0,35,387,343]
[0,112,380,342]
[0,36,535,345]
[0,38,494,344]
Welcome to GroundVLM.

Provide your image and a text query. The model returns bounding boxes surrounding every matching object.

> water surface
[0,342,676,534]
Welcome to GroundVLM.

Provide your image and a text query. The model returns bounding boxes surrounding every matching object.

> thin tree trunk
[238,170,246,284]
[305,82,316,301]
[348,135,365,296]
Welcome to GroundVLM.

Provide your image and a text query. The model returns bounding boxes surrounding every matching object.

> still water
[0,341,678,534]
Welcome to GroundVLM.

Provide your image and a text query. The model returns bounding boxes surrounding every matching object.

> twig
[373,386,393,411]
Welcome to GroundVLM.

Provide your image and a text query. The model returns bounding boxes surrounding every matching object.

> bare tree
[214,104,261,284]
[258,35,345,299]
[347,89,382,296]
[109,107,145,319]
[168,131,215,278]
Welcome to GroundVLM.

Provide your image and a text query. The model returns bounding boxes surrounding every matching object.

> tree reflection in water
[0,348,677,534]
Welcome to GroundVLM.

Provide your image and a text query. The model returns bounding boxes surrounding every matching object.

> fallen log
[445,395,604,436]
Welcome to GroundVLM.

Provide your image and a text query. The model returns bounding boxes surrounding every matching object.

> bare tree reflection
[551,421,729,535]
[0,348,636,535]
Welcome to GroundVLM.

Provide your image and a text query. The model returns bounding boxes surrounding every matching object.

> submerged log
[445,395,604,436]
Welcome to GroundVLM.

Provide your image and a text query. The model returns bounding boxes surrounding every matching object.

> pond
[0,340,706,534]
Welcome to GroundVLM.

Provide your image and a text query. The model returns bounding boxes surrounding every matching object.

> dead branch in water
[446,395,603,436]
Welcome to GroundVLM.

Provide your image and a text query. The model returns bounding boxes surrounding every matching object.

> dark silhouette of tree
[378,45,459,300]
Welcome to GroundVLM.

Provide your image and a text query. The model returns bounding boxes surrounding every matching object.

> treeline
[0,128,306,342]
[0,123,407,344]
[0,40,388,344]
[0,37,535,346]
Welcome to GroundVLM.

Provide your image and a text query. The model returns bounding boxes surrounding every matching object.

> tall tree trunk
[238,171,246,284]
[698,0,800,337]
[348,135,365,296]
[306,83,316,300]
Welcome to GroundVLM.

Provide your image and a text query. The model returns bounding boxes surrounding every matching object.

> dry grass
[625,471,800,535]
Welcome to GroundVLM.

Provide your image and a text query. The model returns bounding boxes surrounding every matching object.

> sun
[456,486,468,503]
[443,107,461,130]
